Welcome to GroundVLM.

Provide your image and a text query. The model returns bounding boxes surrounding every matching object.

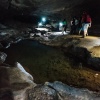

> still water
[3,39,71,83]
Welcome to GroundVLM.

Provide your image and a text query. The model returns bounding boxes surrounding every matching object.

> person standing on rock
[81,11,92,38]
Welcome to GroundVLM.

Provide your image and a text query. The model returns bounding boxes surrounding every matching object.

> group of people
[62,11,92,38]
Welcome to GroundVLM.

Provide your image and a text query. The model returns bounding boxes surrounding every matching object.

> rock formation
[0,60,100,100]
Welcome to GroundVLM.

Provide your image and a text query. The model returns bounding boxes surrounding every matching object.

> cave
[0,0,100,100]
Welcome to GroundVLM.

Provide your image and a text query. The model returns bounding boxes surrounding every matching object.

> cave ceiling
[0,0,100,23]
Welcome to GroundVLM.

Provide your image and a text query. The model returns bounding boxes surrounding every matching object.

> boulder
[29,81,100,100]
[7,62,36,100]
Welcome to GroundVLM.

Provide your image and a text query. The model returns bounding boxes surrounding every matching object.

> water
[3,39,70,83]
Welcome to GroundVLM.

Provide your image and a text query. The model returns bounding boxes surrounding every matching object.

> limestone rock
[29,85,58,100]
[7,62,36,100]
[28,81,100,100]
[0,52,7,64]
[44,81,100,100]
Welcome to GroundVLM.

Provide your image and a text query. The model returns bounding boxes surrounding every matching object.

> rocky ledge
[42,35,100,70]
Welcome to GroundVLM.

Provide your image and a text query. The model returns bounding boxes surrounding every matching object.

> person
[62,19,68,35]
[70,16,78,34]
[78,16,82,35]
[81,11,92,38]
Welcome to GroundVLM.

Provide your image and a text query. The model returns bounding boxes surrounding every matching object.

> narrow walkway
[66,35,100,57]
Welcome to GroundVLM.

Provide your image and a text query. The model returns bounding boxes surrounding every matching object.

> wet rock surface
[6,62,36,100]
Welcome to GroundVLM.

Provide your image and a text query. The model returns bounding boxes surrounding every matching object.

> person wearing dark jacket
[70,17,78,34]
